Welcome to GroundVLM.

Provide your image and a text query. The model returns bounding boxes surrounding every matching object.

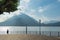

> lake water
[0,26,60,36]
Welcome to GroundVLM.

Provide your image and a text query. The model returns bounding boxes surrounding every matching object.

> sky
[0,0,60,23]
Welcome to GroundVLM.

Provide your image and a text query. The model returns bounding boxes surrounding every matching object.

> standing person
[7,29,9,34]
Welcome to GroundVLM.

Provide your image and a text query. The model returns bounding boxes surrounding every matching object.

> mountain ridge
[0,13,39,26]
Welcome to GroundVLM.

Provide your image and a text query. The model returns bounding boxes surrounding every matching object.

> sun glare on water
[0,27,10,31]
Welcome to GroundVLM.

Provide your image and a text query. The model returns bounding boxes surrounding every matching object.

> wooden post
[40,31,41,35]
[26,26,27,34]
[39,19,41,35]
[39,19,41,26]
[58,32,59,37]
[50,32,51,36]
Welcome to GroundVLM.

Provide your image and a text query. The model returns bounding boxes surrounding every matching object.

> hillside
[0,14,39,26]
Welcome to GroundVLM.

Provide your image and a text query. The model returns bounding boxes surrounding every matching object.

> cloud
[25,9,50,23]
[26,13,39,21]
[38,4,54,13]
[39,15,50,23]
[38,6,48,13]
[0,13,13,22]
[54,17,60,21]
[29,9,36,14]
[13,10,21,15]
[23,0,30,3]
[58,0,60,2]
[0,10,21,22]
[17,0,59,23]
[38,7,45,13]
[17,0,30,13]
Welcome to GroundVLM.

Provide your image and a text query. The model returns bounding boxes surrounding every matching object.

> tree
[0,0,18,14]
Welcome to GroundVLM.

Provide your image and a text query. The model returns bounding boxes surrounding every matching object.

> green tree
[0,0,18,14]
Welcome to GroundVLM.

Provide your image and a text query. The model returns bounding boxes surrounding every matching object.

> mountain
[46,22,60,26]
[0,14,39,26]
[43,20,59,24]
[42,21,60,26]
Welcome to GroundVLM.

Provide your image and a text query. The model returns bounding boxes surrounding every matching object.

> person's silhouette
[7,29,9,34]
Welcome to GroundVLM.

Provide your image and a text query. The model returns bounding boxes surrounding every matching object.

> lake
[0,26,60,36]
